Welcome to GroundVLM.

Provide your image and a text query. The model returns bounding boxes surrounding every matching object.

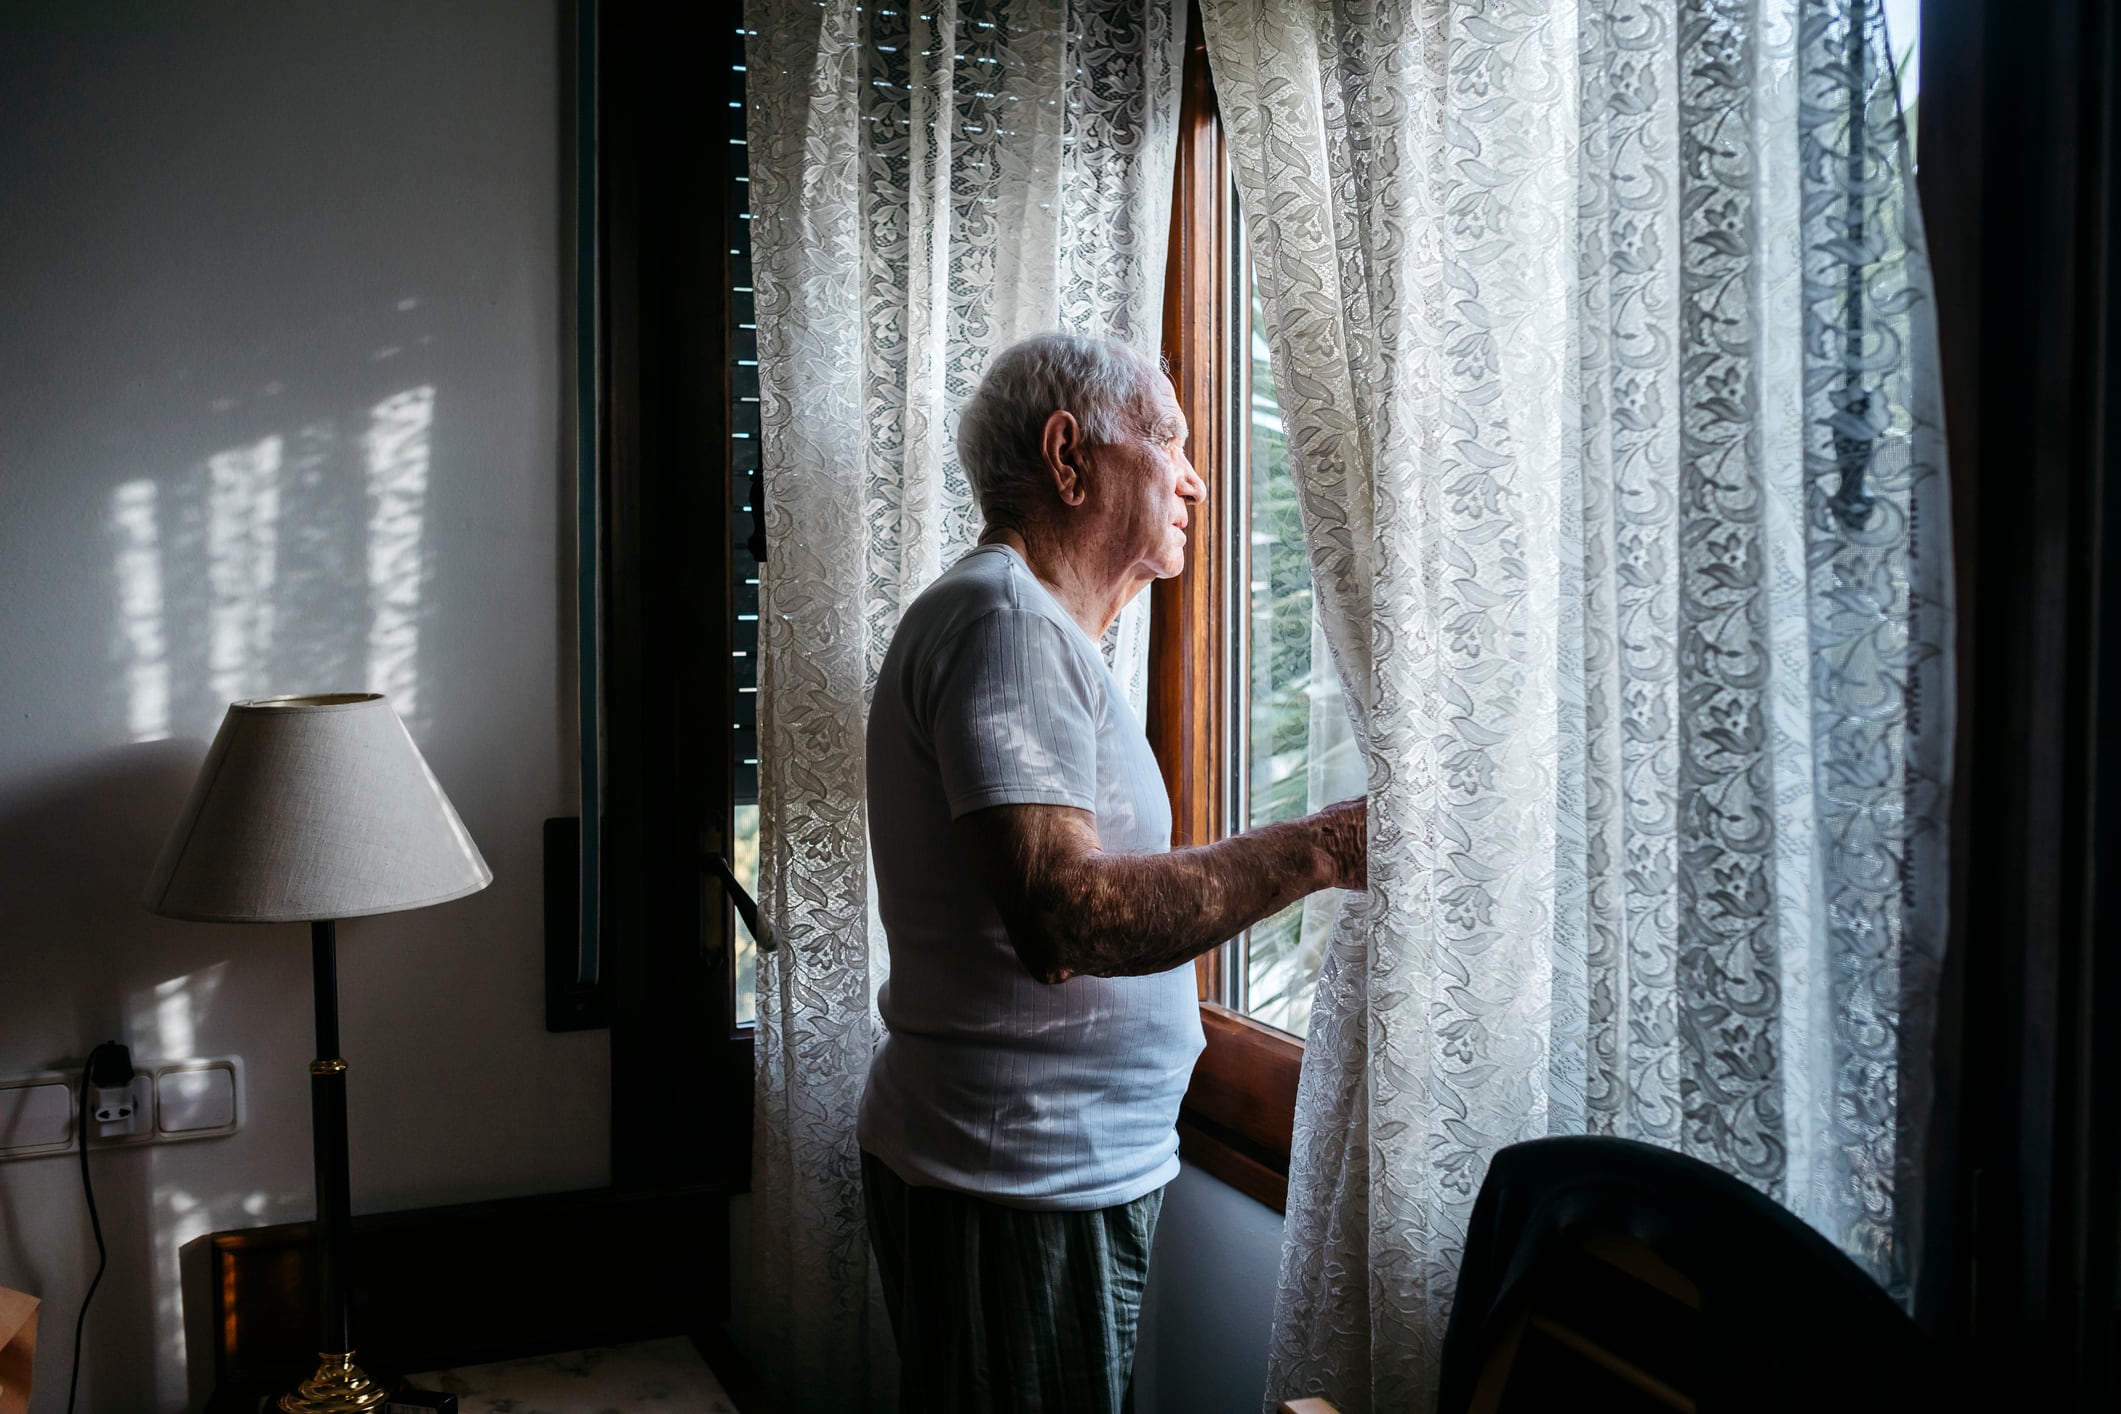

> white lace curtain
[742,1,1183,1406]
[1197,2,1951,1410]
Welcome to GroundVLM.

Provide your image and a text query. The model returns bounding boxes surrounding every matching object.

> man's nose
[1178,454,1207,505]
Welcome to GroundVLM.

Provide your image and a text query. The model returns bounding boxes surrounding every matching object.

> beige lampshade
[143,694,491,923]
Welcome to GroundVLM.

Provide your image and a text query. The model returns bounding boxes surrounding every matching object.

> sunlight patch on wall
[364,386,435,726]
[152,1180,207,1405]
[127,958,265,1407]
[206,436,284,705]
[106,383,440,745]
[131,962,228,1066]
[149,1175,300,1410]
[112,478,171,741]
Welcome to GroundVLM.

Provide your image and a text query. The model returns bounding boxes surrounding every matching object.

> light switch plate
[0,1080,73,1159]
[155,1059,242,1137]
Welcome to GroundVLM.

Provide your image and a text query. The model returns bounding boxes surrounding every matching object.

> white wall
[1137,1165,1286,1414]
[0,5,607,1410]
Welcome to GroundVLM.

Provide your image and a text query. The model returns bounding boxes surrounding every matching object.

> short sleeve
[925,607,1101,819]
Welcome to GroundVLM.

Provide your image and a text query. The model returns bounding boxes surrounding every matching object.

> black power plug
[86,1042,135,1126]
[68,1040,130,1414]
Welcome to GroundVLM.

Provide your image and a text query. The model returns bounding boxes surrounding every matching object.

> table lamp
[144,693,490,1411]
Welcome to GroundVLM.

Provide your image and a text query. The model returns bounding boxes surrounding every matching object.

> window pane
[733,801,759,1021]
[1883,0,1919,155]
[1239,263,1345,1037]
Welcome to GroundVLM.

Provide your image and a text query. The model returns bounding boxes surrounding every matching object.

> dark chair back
[1436,1136,1947,1413]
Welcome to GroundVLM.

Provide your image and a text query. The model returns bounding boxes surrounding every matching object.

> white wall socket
[0,1056,244,1163]
[90,1075,154,1140]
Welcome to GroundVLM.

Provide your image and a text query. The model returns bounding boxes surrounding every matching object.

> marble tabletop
[409,1336,739,1414]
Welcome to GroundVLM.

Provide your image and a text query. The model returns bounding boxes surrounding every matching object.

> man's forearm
[1029,818,1331,982]
[957,797,1365,984]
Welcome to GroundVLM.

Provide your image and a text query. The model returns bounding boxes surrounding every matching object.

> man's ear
[1040,409,1089,507]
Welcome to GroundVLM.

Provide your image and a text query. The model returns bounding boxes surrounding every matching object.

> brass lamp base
[275,1351,391,1413]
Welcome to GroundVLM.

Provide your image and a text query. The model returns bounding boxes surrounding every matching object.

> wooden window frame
[1150,2,1304,1213]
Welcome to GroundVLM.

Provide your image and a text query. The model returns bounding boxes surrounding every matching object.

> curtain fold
[1197,2,1950,1410]
[742,1,1183,1406]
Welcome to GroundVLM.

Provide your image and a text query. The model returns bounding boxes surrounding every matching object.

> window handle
[705,850,777,953]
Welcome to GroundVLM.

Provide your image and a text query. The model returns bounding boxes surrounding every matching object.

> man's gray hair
[956,332,1164,531]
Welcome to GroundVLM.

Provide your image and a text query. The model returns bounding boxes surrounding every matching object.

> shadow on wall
[88,359,455,1405]
[0,742,315,1407]
[1,344,486,1387]
[2,345,462,1409]
[0,182,557,1414]
[0,6,579,1405]
[0,745,199,1281]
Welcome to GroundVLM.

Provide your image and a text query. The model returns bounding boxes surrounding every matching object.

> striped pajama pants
[862,1151,1165,1414]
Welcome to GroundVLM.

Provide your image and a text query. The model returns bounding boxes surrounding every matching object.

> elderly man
[859,332,1366,1411]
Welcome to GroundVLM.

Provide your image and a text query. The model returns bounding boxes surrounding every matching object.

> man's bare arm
[953,799,1367,983]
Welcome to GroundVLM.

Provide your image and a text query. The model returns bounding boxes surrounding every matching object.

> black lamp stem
[308,918,353,1357]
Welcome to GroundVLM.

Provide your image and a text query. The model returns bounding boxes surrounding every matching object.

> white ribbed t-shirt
[858,543,1205,1210]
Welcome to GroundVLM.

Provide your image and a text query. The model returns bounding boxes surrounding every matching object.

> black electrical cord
[66,1042,125,1414]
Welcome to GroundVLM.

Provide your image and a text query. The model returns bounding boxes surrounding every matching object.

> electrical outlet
[0,1055,244,1161]
[91,1075,153,1140]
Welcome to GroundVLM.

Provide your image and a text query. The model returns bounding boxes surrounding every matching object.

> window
[727,34,762,1028]
[1149,10,1306,1210]
[1886,0,1919,153]
[1149,53,1345,1050]
[1169,190,1351,1041]
[1158,0,1936,1208]
[1226,226,1352,1038]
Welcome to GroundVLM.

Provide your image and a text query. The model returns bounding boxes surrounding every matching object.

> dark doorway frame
[1922,0,2120,1404]
[596,0,751,1192]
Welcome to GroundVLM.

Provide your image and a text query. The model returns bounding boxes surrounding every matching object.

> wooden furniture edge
[203,1181,735,1412]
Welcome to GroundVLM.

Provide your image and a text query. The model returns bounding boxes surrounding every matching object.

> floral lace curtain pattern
[742,0,1182,1406]
[1198,1,1950,1409]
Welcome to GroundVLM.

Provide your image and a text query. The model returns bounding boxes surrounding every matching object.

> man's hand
[954,795,1369,984]
[1310,796,1368,892]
